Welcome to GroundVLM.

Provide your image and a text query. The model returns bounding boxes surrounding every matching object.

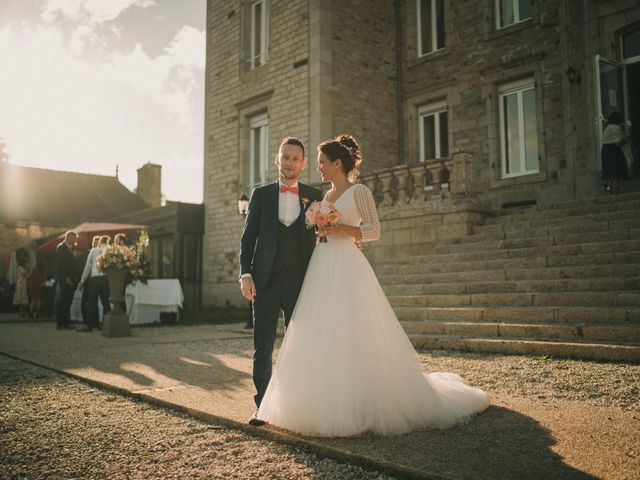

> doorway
[623,26,640,177]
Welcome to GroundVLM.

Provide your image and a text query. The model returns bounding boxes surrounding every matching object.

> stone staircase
[376,191,640,362]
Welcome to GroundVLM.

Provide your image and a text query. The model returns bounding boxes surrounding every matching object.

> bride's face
[317,152,340,183]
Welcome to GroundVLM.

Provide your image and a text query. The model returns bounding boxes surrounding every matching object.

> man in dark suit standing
[239,137,323,425]
[55,230,78,330]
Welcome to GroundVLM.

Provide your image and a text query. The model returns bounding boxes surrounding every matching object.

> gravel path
[0,356,396,480]
[417,350,640,412]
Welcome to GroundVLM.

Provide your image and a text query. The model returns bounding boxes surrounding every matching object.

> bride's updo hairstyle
[318,134,363,180]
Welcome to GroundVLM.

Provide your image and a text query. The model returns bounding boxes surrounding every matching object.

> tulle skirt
[257,237,490,437]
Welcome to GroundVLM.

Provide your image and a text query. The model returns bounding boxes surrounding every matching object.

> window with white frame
[417,0,445,56]
[496,0,533,29]
[249,114,268,188]
[419,101,449,162]
[250,0,268,69]
[499,79,539,178]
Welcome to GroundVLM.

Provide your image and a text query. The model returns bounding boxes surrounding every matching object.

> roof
[0,163,150,226]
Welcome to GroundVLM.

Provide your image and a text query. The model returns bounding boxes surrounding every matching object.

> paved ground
[1,317,639,479]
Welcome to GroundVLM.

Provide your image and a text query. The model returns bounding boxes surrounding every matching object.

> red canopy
[36,222,146,252]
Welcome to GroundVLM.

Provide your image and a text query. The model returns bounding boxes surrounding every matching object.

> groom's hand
[240,277,256,301]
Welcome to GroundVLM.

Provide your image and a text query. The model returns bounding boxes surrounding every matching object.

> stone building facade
[203,0,640,307]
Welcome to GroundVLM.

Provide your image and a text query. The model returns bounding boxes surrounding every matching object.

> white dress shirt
[81,246,107,283]
[278,180,300,226]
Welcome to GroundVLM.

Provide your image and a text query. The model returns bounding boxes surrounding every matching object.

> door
[594,55,626,171]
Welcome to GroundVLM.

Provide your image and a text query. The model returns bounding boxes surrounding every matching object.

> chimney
[136,163,162,207]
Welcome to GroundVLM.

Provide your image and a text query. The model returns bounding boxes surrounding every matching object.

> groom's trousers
[252,271,304,407]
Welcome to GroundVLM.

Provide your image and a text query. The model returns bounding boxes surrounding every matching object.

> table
[125,279,183,325]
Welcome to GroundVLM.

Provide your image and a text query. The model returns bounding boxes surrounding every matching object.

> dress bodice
[324,183,380,242]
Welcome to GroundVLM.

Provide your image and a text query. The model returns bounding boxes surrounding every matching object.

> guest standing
[601,111,629,195]
[29,260,46,318]
[55,231,78,330]
[13,258,29,317]
[78,235,111,331]
[81,236,101,325]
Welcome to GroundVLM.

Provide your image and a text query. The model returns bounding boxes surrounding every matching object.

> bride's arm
[321,184,380,241]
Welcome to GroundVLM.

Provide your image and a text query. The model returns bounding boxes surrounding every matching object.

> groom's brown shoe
[248,410,265,426]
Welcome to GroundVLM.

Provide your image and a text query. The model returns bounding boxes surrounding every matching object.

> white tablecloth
[125,279,183,325]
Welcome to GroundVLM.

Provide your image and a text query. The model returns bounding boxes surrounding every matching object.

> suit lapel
[268,181,279,230]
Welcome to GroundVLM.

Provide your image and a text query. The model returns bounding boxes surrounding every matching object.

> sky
[0,0,206,203]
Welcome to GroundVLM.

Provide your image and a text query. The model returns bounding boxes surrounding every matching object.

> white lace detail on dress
[353,184,380,242]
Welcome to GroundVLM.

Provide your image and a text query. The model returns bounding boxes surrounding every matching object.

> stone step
[475,209,640,236]
[388,291,640,308]
[394,305,640,324]
[400,320,640,343]
[376,250,640,275]
[376,263,640,285]
[451,221,640,246]
[381,276,640,296]
[431,229,640,254]
[393,239,640,266]
[484,194,640,226]
[407,335,640,363]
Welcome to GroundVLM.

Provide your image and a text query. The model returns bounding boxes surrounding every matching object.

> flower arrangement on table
[305,201,341,243]
[95,230,151,283]
[96,244,133,272]
[129,229,151,284]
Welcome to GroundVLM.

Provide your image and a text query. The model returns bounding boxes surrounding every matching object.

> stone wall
[402,0,570,208]
[330,0,399,174]
[0,222,68,260]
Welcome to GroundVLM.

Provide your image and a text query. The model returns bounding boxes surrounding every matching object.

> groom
[239,137,323,426]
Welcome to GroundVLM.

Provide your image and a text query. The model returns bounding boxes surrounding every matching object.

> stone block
[102,312,131,337]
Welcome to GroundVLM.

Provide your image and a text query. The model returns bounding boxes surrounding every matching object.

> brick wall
[330,0,399,174]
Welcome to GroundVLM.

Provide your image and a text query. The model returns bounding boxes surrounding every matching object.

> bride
[257,134,490,437]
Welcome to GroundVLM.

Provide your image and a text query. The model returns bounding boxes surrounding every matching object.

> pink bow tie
[280,185,299,195]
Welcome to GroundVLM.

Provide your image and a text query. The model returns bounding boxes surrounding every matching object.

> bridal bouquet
[305,200,340,243]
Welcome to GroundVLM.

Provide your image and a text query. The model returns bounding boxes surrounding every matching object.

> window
[496,0,533,29]
[419,101,449,162]
[499,79,539,177]
[250,0,268,68]
[149,236,173,278]
[417,0,445,56]
[249,114,268,188]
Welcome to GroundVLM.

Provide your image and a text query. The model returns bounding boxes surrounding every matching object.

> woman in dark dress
[601,111,629,195]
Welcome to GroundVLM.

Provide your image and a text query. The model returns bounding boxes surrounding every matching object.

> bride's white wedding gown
[257,183,490,437]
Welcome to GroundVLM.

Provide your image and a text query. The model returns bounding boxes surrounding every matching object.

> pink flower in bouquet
[327,211,340,224]
[316,214,329,226]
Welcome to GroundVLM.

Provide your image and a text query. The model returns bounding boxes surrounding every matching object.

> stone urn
[102,268,131,337]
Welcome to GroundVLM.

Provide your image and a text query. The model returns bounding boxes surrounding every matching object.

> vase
[107,268,128,314]
[103,268,130,337]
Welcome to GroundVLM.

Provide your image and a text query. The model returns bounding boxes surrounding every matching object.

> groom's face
[275,144,306,182]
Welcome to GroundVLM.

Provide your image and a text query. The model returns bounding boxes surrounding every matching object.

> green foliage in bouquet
[129,229,151,284]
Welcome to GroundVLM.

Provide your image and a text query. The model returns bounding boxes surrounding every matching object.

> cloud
[0,9,205,203]
[100,25,206,125]
[43,0,156,26]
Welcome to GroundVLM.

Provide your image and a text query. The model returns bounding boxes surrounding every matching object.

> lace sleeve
[353,184,381,242]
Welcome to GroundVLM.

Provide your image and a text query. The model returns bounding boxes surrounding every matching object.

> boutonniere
[301,197,310,208]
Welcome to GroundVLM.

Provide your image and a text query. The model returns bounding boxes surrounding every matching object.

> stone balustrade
[358,151,473,207]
